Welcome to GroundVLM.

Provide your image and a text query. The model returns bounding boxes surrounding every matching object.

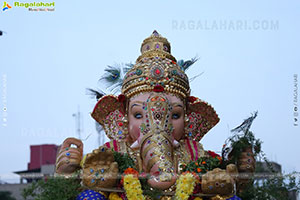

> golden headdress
[121,30,190,100]
[92,30,220,142]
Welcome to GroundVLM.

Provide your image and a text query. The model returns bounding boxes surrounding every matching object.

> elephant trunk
[140,131,177,189]
[133,94,178,189]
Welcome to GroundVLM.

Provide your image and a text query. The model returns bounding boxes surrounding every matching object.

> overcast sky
[0,0,299,183]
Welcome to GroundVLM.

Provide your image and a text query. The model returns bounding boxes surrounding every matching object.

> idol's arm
[55,137,83,174]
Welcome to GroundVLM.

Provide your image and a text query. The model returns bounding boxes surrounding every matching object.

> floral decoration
[123,173,145,200]
[174,172,198,200]
[181,155,222,176]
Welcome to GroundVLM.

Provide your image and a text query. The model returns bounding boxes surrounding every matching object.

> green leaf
[22,176,81,200]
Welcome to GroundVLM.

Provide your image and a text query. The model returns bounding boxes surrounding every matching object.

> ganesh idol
[55,31,254,200]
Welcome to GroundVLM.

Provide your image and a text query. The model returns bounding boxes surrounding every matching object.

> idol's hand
[236,148,255,192]
[82,146,119,189]
[55,137,83,174]
[201,166,236,195]
[238,147,255,173]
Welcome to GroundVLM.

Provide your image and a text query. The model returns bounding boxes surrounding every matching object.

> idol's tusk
[130,140,139,149]
[173,140,179,147]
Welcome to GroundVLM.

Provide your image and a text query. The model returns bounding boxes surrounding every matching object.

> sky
[0,0,299,183]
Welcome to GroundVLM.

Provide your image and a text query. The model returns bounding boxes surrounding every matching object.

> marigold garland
[121,167,139,185]
[121,167,200,200]
[124,167,139,176]
[123,167,145,200]
[174,172,198,200]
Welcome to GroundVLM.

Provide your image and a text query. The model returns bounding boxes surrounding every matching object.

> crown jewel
[121,31,190,100]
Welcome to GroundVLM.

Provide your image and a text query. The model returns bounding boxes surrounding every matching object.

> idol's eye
[172,113,180,119]
[134,113,143,119]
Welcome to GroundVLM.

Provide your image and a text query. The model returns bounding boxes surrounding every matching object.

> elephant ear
[185,96,220,142]
[91,95,128,141]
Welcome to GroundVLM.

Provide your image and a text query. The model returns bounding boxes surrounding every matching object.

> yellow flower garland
[122,171,198,200]
[174,173,197,200]
[123,174,145,200]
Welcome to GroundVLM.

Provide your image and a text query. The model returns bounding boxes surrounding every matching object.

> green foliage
[222,111,300,199]
[0,191,16,200]
[140,178,163,200]
[112,151,136,173]
[181,156,222,175]
[113,150,163,199]
[222,111,262,164]
[22,176,81,200]
[228,130,262,164]
[240,172,300,200]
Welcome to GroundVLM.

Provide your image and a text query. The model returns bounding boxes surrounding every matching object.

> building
[256,161,298,200]
[14,144,59,183]
[0,144,59,200]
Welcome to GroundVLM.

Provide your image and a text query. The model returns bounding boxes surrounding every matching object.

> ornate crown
[92,30,220,142]
[121,30,190,100]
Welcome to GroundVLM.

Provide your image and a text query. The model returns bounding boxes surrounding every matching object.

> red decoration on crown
[153,85,164,92]
[155,68,161,75]
[188,96,198,103]
[118,94,126,103]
